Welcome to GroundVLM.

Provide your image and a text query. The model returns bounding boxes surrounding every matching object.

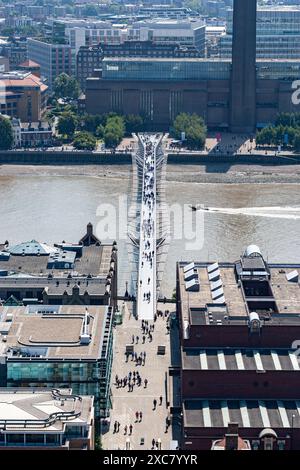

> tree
[103,116,125,148]
[0,116,13,150]
[81,114,106,134]
[125,114,144,135]
[256,126,276,146]
[173,113,207,149]
[83,4,98,16]
[103,127,123,149]
[73,131,96,151]
[57,112,77,137]
[54,73,80,101]
[294,132,300,153]
[95,124,105,139]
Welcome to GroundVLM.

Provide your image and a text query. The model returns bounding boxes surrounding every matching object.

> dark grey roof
[184,399,300,429]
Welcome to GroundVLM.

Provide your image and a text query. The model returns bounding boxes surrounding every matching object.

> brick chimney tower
[230,0,257,133]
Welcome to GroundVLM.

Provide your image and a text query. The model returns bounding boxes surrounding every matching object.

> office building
[48,17,206,55]
[1,38,28,70]
[0,304,114,418]
[0,223,118,310]
[220,5,300,59]
[27,38,72,92]
[0,71,48,121]
[176,245,300,450]
[0,388,94,450]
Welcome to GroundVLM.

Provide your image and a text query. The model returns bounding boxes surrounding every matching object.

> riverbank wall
[0,150,299,166]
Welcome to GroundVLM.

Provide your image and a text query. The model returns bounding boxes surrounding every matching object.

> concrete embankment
[0,150,299,166]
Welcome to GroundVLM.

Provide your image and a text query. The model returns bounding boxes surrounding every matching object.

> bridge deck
[137,135,158,320]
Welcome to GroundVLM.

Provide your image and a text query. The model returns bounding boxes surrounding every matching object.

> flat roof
[0,244,113,277]
[178,262,300,326]
[0,305,110,360]
[182,348,300,372]
[184,399,300,429]
[0,388,93,432]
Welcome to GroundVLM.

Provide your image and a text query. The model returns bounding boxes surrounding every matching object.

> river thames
[0,173,299,296]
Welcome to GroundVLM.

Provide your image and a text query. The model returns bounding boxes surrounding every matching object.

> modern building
[47,17,206,55]
[220,5,300,59]
[0,223,118,310]
[0,71,48,121]
[77,41,201,90]
[0,388,94,450]
[0,38,28,70]
[0,304,114,418]
[175,245,300,450]
[27,38,72,92]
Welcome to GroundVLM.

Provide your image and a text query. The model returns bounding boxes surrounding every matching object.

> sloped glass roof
[6,240,58,256]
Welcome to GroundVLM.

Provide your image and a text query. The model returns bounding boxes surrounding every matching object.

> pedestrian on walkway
[144,378,148,388]
[132,334,135,344]
[136,336,139,344]
[142,335,146,344]
[124,425,127,435]
[139,412,143,422]
[129,424,133,435]
[113,421,117,433]
[152,438,155,449]
[159,396,163,406]
[135,411,139,422]
[153,399,157,410]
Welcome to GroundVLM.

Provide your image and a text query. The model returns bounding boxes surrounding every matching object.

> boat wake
[199,206,300,220]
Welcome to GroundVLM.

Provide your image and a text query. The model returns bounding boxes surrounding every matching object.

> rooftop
[183,399,300,430]
[0,244,113,277]
[182,348,300,372]
[0,305,111,360]
[0,71,47,90]
[0,388,93,432]
[178,246,300,327]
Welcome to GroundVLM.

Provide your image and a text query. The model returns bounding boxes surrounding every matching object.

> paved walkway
[137,134,160,320]
[102,303,173,450]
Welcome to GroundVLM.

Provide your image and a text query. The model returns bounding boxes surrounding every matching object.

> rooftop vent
[80,308,91,345]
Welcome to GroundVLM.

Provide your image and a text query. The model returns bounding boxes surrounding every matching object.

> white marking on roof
[217,350,227,370]
[202,400,211,427]
[289,351,300,370]
[271,350,282,370]
[208,269,220,281]
[183,262,195,273]
[210,278,222,291]
[277,401,290,428]
[221,401,230,427]
[240,400,250,427]
[253,350,264,371]
[259,400,271,428]
[295,401,300,418]
[235,350,245,370]
[199,350,208,370]
[212,287,224,300]
[207,262,219,273]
